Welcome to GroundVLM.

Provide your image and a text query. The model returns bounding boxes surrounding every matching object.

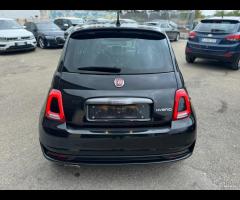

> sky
[201,10,216,16]
[0,10,40,19]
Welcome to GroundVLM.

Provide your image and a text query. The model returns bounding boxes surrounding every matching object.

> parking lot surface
[0,40,240,190]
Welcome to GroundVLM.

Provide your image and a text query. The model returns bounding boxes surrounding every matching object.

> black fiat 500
[39,23,197,165]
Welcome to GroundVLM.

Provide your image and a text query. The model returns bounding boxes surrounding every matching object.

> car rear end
[185,18,240,69]
[39,26,197,165]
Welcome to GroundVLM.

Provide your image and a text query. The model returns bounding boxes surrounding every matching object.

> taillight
[45,89,65,122]
[173,89,191,121]
[225,33,240,41]
[188,31,197,39]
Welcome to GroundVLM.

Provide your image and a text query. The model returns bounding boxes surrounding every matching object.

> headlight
[29,35,35,40]
[0,37,8,42]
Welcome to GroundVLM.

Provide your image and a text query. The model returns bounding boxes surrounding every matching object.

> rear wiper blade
[211,29,226,32]
[77,66,122,73]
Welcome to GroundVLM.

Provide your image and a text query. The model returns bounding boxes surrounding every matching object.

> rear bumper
[186,42,240,62]
[39,115,197,165]
[41,142,194,165]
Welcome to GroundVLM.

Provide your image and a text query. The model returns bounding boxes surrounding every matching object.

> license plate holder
[15,42,26,46]
[201,38,217,43]
[87,104,151,121]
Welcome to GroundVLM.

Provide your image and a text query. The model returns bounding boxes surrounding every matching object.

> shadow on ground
[185,58,234,72]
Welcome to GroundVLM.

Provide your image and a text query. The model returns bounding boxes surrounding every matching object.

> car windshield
[195,20,239,33]
[70,19,83,25]
[36,22,60,31]
[0,20,22,30]
[64,36,173,74]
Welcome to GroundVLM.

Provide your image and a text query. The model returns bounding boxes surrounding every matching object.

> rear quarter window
[63,30,174,74]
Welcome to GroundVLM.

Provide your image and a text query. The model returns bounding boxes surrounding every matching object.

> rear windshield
[195,20,240,33]
[63,32,173,74]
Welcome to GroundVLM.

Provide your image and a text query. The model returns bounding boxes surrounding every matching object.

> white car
[0,18,37,53]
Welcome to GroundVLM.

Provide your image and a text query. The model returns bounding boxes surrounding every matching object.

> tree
[214,10,226,17]
[230,10,240,16]
[214,10,240,17]
[195,10,203,19]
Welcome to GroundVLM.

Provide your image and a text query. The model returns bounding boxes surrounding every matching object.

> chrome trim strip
[85,97,153,105]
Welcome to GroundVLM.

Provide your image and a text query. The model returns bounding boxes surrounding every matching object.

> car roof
[55,17,82,20]
[34,21,54,24]
[110,19,138,24]
[87,18,112,22]
[70,23,164,35]
[202,16,240,22]
[147,19,169,23]
[120,19,137,22]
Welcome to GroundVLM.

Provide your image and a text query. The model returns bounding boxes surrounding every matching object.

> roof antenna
[116,10,121,27]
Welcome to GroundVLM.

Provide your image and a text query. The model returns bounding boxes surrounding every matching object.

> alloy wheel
[39,38,45,49]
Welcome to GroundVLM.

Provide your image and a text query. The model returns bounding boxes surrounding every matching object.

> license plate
[87,104,151,121]
[201,38,217,43]
[15,42,26,46]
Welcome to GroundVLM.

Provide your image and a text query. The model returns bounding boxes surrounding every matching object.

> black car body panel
[58,72,177,127]
[25,21,65,48]
[39,24,197,165]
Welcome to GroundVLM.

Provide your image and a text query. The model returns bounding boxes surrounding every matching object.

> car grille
[7,37,18,41]
[21,36,31,40]
[55,37,65,45]
[6,37,32,41]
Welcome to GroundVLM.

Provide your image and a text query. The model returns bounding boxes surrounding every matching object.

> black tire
[38,37,46,49]
[186,54,196,63]
[230,56,240,70]
[174,33,180,41]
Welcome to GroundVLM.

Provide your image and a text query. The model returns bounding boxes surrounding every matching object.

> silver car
[145,20,180,41]
[0,18,37,52]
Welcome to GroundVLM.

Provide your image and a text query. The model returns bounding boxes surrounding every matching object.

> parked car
[85,18,113,25]
[64,24,84,39]
[185,17,240,70]
[64,19,137,40]
[111,18,138,25]
[0,18,36,53]
[145,20,180,41]
[39,23,197,165]
[54,17,84,31]
[24,21,65,49]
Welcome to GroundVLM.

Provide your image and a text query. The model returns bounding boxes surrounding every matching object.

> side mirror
[64,24,69,28]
